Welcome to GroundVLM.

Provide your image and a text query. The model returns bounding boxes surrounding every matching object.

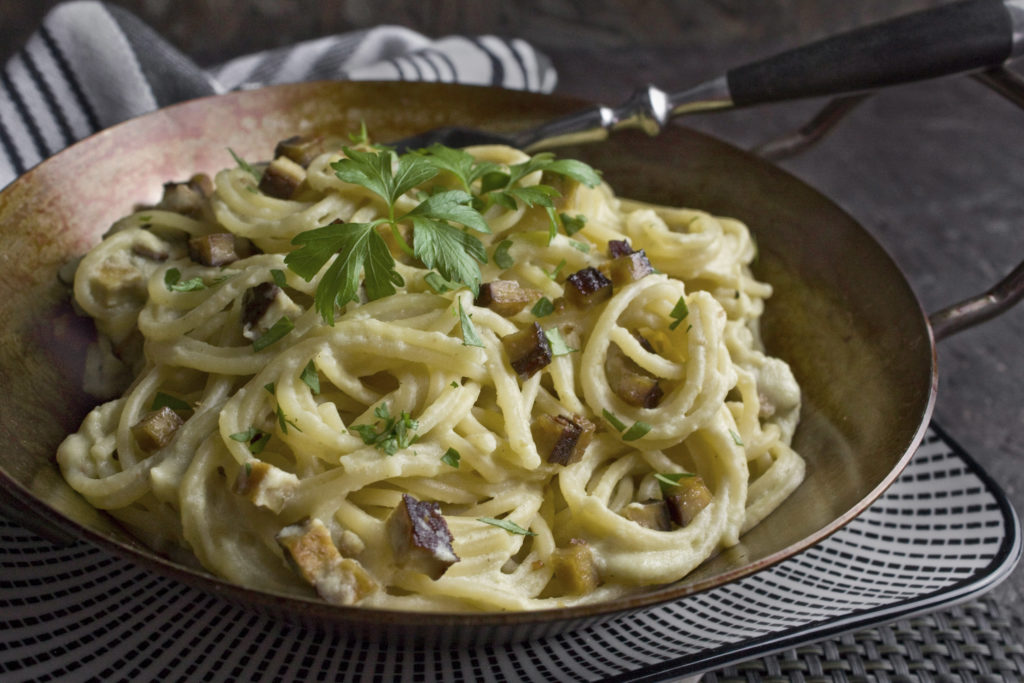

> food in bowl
[57,130,804,611]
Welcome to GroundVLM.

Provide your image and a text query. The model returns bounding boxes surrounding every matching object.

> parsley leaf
[622,421,652,441]
[229,427,271,454]
[270,268,287,287]
[300,360,320,394]
[441,447,461,468]
[602,409,651,442]
[164,268,206,292]
[492,239,515,269]
[669,297,689,330]
[286,220,403,323]
[351,403,419,455]
[151,392,192,413]
[252,316,294,351]
[478,517,536,536]
[531,297,554,318]
[655,471,696,493]
[228,148,261,180]
[458,299,484,348]
[544,327,576,356]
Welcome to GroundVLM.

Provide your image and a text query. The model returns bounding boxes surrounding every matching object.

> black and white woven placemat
[2,423,1019,682]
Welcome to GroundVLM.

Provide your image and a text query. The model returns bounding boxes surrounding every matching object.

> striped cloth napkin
[0,1,557,188]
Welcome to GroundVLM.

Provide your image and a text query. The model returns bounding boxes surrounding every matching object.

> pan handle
[929,259,1024,340]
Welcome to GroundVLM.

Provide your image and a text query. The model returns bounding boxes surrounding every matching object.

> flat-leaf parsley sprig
[284,142,601,325]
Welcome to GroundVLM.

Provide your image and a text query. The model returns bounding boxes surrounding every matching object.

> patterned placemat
[1,423,1019,682]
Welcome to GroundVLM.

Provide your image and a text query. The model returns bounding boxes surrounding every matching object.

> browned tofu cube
[474,280,538,317]
[605,342,663,409]
[258,156,307,199]
[188,233,240,266]
[665,476,713,527]
[274,135,331,168]
[563,267,612,308]
[277,518,377,605]
[131,406,184,452]
[551,540,600,595]
[386,494,460,580]
[532,413,595,466]
[622,500,673,530]
[157,174,212,218]
[233,461,299,513]
[602,249,653,287]
[501,322,552,379]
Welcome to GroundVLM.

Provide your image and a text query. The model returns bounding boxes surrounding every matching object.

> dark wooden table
[3,0,1022,674]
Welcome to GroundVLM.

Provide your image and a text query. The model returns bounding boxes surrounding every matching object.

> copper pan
[0,81,1017,645]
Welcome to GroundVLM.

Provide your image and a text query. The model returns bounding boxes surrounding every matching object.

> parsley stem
[387,220,415,257]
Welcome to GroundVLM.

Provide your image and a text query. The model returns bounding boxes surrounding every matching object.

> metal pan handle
[929,260,1024,340]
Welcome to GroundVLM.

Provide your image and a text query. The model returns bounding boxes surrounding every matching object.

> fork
[393,0,1024,152]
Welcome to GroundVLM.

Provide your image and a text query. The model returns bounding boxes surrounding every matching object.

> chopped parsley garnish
[602,409,652,442]
[560,213,587,236]
[569,239,590,253]
[655,471,697,492]
[669,296,689,330]
[150,392,192,413]
[492,239,515,269]
[228,148,261,180]
[544,327,576,356]
[229,427,271,454]
[441,447,461,468]
[164,267,206,292]
[300,360,320,394]
[531,296,554,318]
[545,258,567,280]
[424,271,459,293]
[351,403,419,455]
[729,429,745,447]
[478,517,536,536]
[283,142,600,324]
[622,421,652,441]
[270,268,288,287]
[458,299,484,348]
[252,316,294,351]
[264,382,301,434]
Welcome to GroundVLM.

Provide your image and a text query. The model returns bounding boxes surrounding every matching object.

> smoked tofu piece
[188,233,240,267]
[474,280,539,317]
[622,500,673,530]
[563,266,612,308]
[233,461,299,513]
[274,135,332,168]
[258,156,307,199]
[501,322,552,379]
[157,174,212,218]
[605,341,663,409]
[240,282,303,341]
[276,518,377,605]
[603,249,653,286]
[665,476,713,528]
[386,494,459,580]
[550,540,600,596]
[130,406,184,452]
[532,413,595,466]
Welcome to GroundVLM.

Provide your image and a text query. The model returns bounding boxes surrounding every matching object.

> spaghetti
[58,136,804,611]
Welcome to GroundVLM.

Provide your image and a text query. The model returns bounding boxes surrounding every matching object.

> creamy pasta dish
[57,132,804,611]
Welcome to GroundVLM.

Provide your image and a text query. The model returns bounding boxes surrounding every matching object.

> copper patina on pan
[0,81,936,644]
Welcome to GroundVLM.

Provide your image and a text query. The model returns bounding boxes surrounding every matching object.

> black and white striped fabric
[0,0,557,188]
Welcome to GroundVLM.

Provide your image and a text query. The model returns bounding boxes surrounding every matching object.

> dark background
[3,0,1021,652]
